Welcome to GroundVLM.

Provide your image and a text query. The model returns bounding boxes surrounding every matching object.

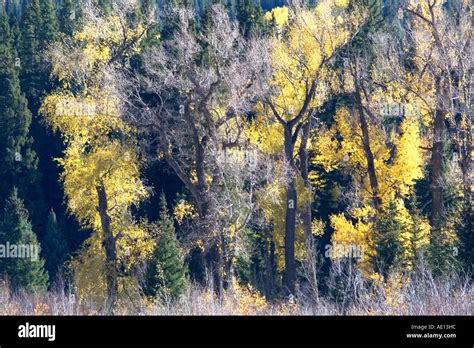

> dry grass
[1,267,471,316]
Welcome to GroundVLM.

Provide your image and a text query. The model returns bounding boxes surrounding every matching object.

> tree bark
[96,183,118,315]
[262,237,273,298]
[460,126,472,230]
[353,75,381,209]
[270,240,276,293]
[205,242,222,295]
[298,118,313,243]
[283,126,297,295]
[221,227,234,291]
[430,106,445,231]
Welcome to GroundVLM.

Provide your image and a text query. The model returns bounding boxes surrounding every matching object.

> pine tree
[145,194,186,300]
[58,0,76,36]
[458,215,472,274]
[404,199,429,265]
[352,0,385,50]
[42,209,69,279]
[0,12,40,217]
[236,0,268,38]
[94,0,113,13]
[160,0,194,42]
[38,0,59,49]
[0,188,48,291]
[17,0,58,103]
[8,12,21,48]
[373,202,403,277]
[18,0,59,239]
[19,0,42,103]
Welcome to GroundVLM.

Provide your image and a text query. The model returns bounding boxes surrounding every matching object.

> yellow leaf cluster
[226,278,268,315]
[314,102,429,272]
[267,1,357,121]
[41,4,152,303]
[264,6,289,27]
[314,106,426,206]
[173,200,197,225]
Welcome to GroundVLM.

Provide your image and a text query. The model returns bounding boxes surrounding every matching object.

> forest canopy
[0,0,471,315]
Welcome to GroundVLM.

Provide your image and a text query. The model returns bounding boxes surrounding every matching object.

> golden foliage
[41,4,152,303]
[266,1,361,122]
[264,6,289,27]
[173,200,198,225]
[314,101,429,272]
[225,279,268,315]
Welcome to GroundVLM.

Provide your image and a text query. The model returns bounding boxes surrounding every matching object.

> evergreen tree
[42,209,69,279]
[236,0,268,38]
[145,194,186,301]
[373,202,403,277]
[19,0,58,104]
[0,188,48,291]
[3,0,11,14]
[18,0,60,240]
[94,0,113,13]
[0,12,40,217]
[38,0,59,49]
[352,0,385,50]
[405,200,429,268]
[19,0,42,103]
[8,12,21,48]
[58,0,77,36]
[160,0,194,42]
[428,230,460,276]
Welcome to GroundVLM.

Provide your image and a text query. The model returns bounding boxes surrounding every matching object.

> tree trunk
[460,138,472,237]
[221,228,234,291]
[283,127,297,295]
[197,191,225,295]
[459,131,472,218]
[96,184,118,315]
[270,240,276,293]
[354,79,381,209]
[263,238,272,298]
[430,106,445,231]
[298,118,313,243]
[205,242,222,295]
[459,143,473,269]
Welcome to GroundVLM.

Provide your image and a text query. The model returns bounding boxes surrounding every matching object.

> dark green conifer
[42,209,69,280]
[0,12,39,216]
[145,194,186,301]
[0,188,48,292]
